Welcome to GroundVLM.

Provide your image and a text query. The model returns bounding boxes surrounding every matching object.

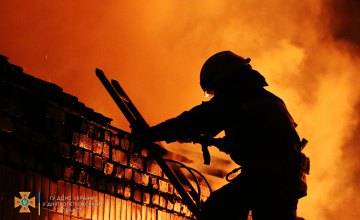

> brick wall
[0,55,200,220]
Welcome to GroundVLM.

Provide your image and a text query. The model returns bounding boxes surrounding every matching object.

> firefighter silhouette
[134,51,308,220]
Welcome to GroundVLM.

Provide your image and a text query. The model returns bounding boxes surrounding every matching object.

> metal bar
[96,69,200,219]
[165,159,202,206]
[112,76,204,205]
[111,79,147,126]
[145,142,200,217]
[95,69,137,125]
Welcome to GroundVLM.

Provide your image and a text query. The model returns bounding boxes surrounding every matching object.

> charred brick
[111,135,120,147]
[74,148,84,163]
[159,179,169,193]
[159,195,167,208]
[143,192,150,204]
[63,166,74,181]
[82,150,92,166]
[116,183,124,196]
[106,181,115,194]
[133,188,142,202]
[76,169,87,185]
[150,177,159,190]
[93,140,103,155]
[174,201,181,213]
[151,193,160,206]
[104,130,111,143]
[80,120,94,137]
[72,132,80,147]
[134,171,149,186]
[124,168,133,181]
[103,161,114,175]
[93,155,103,170]
[86,173,95,188]
[0,96,23,118]
[97,177,106,191]
[92,126,102,140]
[0,115,14,134]
[58,142,71,159]
[64,113,81,131]
[102,143,110,159]
[129,154,144,170]
[46,104,66,124]
[114,166,125,179]
[78,134,93,150]
[120,135,131,150]
[167,198,175,211]
[140,149,149,158]
[111,149,127,166]
[123,185,132,199]
[147,161,162,177]
[48,122,70,141]
[134,171,142,185]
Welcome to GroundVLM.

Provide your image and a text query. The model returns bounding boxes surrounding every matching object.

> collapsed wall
[0,55,198,220]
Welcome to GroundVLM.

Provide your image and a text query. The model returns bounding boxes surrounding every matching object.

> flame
[1,0,360,219]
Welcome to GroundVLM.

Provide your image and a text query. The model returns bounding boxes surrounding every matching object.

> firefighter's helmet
[200,51,268,93]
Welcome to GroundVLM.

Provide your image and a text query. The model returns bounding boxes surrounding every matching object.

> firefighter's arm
[146,100,222,143]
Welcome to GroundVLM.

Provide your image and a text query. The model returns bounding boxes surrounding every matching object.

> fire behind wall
[0,56,203,220]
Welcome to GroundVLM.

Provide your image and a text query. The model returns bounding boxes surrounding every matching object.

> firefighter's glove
[130,120,152,141]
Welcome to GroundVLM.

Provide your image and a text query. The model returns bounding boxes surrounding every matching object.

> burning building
[0,55,213,220]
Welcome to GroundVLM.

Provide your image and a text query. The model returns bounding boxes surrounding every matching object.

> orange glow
[204,91,214,98]
[1,0,360,219]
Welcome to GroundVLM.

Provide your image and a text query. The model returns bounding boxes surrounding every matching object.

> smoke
[312,1,360,219]
[333,101,360,220]
[1,0,360,219]
[325,0,360,49]
[299,1,360,219]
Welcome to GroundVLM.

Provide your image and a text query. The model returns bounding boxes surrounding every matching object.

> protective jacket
[149,87,307,198]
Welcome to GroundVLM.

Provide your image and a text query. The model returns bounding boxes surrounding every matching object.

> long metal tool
[95,68,200,218]
[111,78,202,204]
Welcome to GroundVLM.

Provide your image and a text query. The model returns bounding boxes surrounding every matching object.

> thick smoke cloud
[326,0,360,49]
[1,0,360,219]
[316,1,360,219]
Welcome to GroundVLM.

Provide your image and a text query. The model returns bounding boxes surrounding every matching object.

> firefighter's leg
[247,166,299,220]
[251,194,298,220]
[199,175,250,220]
